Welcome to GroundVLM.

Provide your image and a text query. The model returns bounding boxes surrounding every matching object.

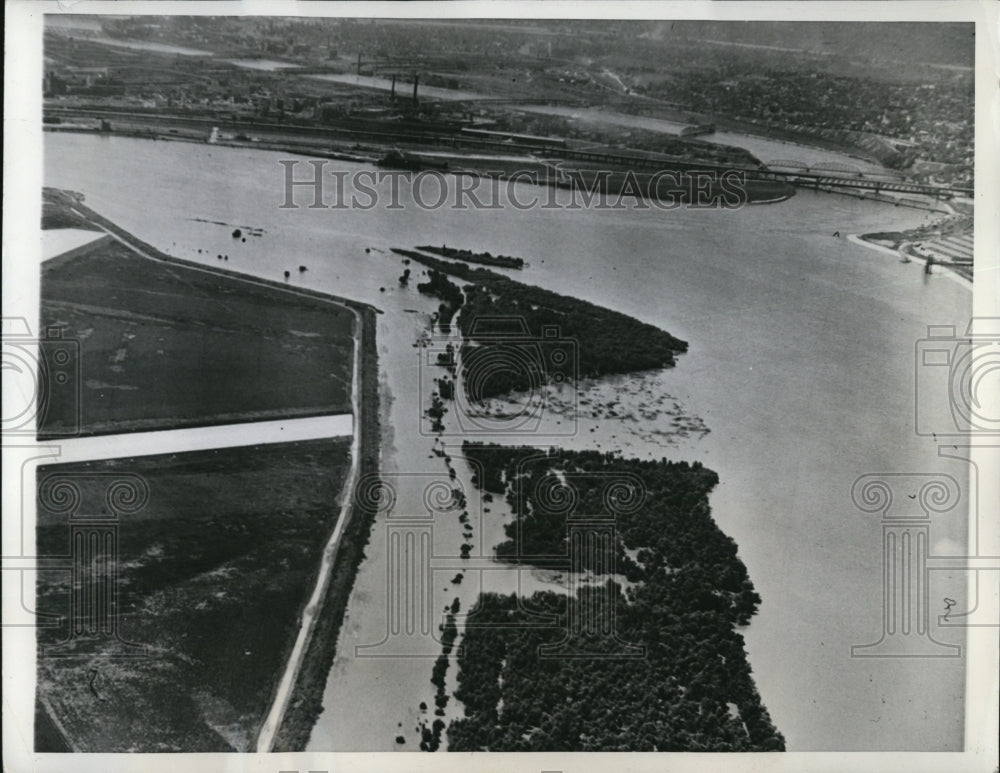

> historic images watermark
[350,461,647,661]
[851,318,1000,658]
[2,317,81,439]
[35,471,150,658]
[278,159,751,212]
[356,309,646,659]
[915,319,1000,438]
[419,318,579,438]
[2,318,147,656]
[850,472,964,658]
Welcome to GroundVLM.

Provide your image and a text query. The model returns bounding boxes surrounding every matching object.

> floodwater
[512,103,692,135]
[306,73,493,103]
[71,36,214,57]
[703,129,889,172]
[227,59,301,71]
[300,68,894,173]
[45,132,970,751]
[289,65,895,173]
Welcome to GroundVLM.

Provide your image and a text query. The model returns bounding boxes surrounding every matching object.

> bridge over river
[42,104,971,201]
[541,147,972,200]
[758,159,971,199]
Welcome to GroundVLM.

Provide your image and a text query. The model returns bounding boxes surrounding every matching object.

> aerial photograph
[5,8,993,766]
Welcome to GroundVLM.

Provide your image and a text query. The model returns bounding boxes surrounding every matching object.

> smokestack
[357,52,362,75]
[391,74,396,101]
[412,74,419,107]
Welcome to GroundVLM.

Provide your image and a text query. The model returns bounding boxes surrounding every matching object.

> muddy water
[45,133,969,750]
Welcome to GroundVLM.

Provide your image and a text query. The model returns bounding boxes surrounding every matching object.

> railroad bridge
[539,147,971,200]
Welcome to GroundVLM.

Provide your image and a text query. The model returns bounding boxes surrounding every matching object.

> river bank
[272,304,380,752]
[396,241,787,748]
[45,122,794,206]
[37,192,380,752]
[849,213,974,284]
[44,133,970,751]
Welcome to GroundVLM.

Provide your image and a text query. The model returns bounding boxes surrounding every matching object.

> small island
[394,247,687,399]
[446,443,784,752]
[416,245,526,270]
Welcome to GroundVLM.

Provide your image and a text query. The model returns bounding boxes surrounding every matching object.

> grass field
[40,235,355,437]
[42,193,102,231]
[35,439,351,752]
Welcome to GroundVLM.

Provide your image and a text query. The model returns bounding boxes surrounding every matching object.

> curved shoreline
[40,134,972,751]
[40,126,789,207]
[847,232,972,289]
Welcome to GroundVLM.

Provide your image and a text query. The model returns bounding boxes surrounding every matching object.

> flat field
[40,237,354,437]
[35,438,351,752]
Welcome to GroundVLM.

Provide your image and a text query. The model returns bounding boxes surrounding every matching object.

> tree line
[445,444,783,751]
[392,247,687,399]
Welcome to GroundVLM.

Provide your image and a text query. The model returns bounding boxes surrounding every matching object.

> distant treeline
[393,248,687,398]
[447,443,783,752]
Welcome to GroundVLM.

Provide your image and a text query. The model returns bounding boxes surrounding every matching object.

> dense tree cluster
[393,248,687,399]
[463,444,760,623]
[417,245,526,270]
[466,443,511,494]
[449,591,784,751]
[436,376,455,400]
[461,279,685,395]
[422,612,459,751]
[416,268,463,332]
[445,444,781,752]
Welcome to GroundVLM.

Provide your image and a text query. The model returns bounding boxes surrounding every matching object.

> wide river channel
[44,132,970,751]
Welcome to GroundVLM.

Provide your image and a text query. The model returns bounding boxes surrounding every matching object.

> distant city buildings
[43,18,974,185]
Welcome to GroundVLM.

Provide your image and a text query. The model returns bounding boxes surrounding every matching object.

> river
[44,132,969,752]
[292,69,895,172]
